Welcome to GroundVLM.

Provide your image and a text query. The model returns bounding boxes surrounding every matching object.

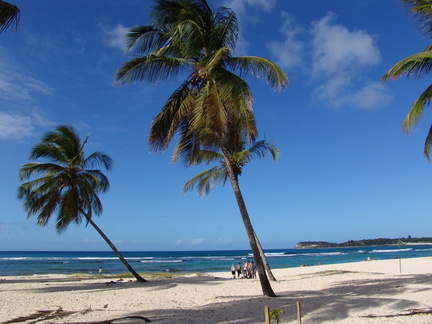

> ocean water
[1,246,432,276]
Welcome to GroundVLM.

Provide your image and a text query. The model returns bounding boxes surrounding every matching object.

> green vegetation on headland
[295,237,432,249]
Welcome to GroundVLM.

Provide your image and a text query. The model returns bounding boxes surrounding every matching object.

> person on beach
[231,264,236,278]
[247,261,252,278]
[236,262,242,278]
[99,267,103,276]
[251,261,256,279]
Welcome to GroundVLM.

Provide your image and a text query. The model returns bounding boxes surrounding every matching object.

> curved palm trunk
[254,231,277,281]
[83,214,146,282]
[222,155,276,297]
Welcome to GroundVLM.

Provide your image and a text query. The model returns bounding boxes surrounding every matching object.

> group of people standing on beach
[231,261,256,279]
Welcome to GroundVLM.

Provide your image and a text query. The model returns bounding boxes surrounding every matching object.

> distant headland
[295,237,432,249]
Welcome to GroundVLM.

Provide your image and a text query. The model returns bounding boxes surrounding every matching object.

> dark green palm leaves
[383,0,432,158]
[115,0,287,153]
[18,125,112,233]
[183,139,280,196]
[0,1,19,32]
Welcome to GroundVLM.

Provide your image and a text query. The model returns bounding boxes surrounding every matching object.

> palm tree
[115,0,287,151]
[180,112,279,294]
[18,125,146,282]
[383,0,432,158]
[115,0,287,297]
[183,137,280,282]
[0,1,19,32]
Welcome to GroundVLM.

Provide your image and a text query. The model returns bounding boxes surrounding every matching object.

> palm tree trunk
[84,215,146,282]
[222,155,276,297]
[254,231,277,281]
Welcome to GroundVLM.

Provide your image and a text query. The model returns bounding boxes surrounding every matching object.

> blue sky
[1,0,432,251]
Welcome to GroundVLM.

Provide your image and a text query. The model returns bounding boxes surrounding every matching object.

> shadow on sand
[3,272,432,323]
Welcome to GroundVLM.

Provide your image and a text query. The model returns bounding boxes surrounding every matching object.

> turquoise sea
[1,246,432,276]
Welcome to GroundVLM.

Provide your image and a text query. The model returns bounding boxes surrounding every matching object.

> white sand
[1,257,432,323]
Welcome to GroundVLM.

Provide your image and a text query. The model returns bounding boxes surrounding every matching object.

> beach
[1,257,432,324]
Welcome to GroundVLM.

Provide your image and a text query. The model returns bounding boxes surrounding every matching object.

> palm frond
[124,25,166,55]
[183,165,227,196]
[149,80,194,151]
[0,1,20,32]
[57,187,82,233]
[213,8,238,51]
[198,46,230,77]
[151,0,212,57]
[230,56,289,91]
[84,152,113,171]
[402,0,432,37]
[248,140,280,161]
[115,56,188,84]
[383,50,432,80]
[424,124,432,159]
[19,162,64,180]
[402,83,432,131]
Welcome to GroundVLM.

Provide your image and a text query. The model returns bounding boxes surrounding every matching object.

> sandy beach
[1,257,432,324]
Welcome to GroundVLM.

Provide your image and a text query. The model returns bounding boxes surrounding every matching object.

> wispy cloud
[222,0,276,18]
[80,238,101,244]
[102,23,129,51]
[267,12,305,69]
[0,54,54,140]
[0,113,36,140]
[0,63,52,103]
[267,11,392,110]
[191,238,204,245]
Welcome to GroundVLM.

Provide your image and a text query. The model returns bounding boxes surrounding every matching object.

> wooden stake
[264,306,271,324]
[297,301,302,324]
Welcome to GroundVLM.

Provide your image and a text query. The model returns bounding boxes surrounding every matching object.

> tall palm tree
[183,134,280,282]
[115,0,287,297]
[383,0,432,158]
[18,125,146,282]
[115,0,287,151]
[0,1,19,32]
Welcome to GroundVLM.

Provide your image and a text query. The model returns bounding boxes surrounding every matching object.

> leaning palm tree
[183,138,280,281]
[383,0,432,158]
[115,0,287,297]
[179,112,279,293]
[18,125,146,282]
[0,1,19,32]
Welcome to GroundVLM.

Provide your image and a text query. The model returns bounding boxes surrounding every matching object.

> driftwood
[363,308,432,318]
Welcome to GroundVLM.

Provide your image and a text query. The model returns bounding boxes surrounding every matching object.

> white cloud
[102,24,129,51]
[191,238,204,245]
[351,82,393,110]
[222,0,276,18]
[308,12,391,110]
[0,112,52,140]
[314,78,392,109]
[267,12,305,69]
[0,66,52,103]
[0,113,34,140]
[266,10,391,109]
[310,12,380,78]
[80,238,100,244]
